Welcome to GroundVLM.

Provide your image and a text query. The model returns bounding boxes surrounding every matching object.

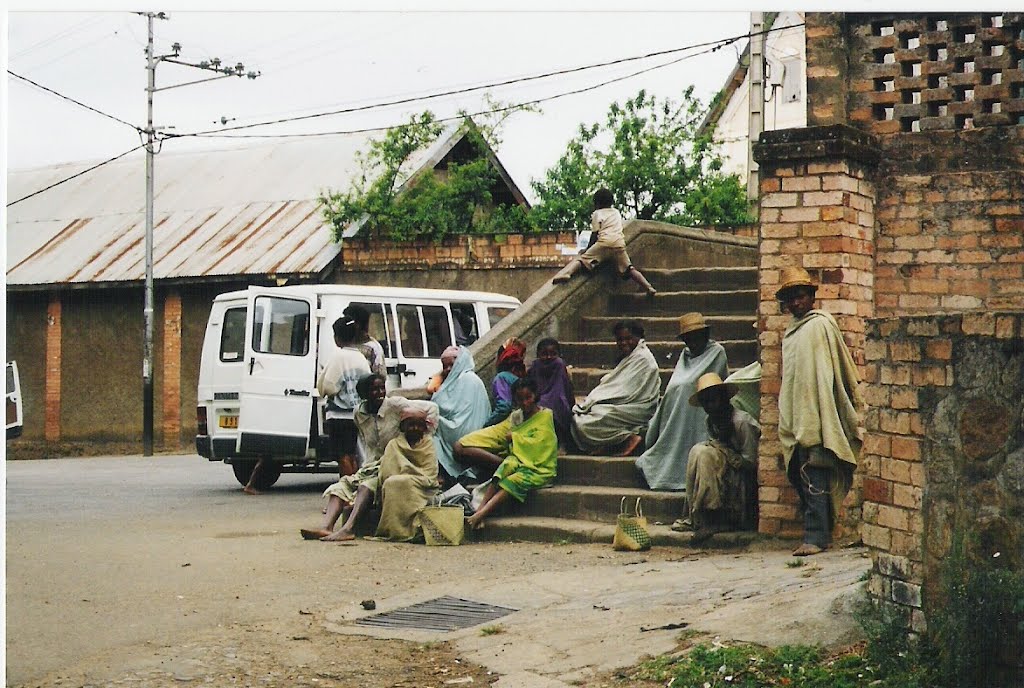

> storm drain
[355,596,516,632]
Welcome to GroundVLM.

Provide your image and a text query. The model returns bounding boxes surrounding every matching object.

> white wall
[713,12,808,179]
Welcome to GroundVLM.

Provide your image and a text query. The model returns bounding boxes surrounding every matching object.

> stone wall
[754,11,1024,640]
[861,313,1024,633]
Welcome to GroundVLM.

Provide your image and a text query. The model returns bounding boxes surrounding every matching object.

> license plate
[219,415,239,429]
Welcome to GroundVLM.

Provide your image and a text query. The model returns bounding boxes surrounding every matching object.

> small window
[929,45,948,61]
[901,34,920,50]
[983,15,1003,28]
[873,21,895,37]
[251,297,309,356]
[982,71,1002,85]
[929,19,948,32]
[396,304,425,358]
[421,305,453,358]
[928,74,949,89]
[986,44,1005,57]
[348,301,394,358]
[488,306,516,329]
[220,307,247,362]
[928,102,949,116]
[451,303,479,346]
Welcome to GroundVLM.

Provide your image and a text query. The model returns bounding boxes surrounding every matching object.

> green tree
[531,87,751,229]
[318,105,536,242]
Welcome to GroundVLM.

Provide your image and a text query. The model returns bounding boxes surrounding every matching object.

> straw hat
[688,372,738,407]
[775,266,817,300]
[677,312,709,337]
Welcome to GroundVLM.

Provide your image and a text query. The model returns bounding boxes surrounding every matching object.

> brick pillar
[161,290,182,449]
[44,293,62,441]
[752,124,881,537]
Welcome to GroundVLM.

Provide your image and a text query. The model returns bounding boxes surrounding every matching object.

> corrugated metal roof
[6,124,466,287]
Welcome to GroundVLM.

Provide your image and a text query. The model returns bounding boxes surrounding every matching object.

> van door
[237,288,318,457]
[394,302,454,388]
[6,361,23,439]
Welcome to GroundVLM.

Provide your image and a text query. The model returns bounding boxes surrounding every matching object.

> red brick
[863,477,893,504]
[926,339,952,360]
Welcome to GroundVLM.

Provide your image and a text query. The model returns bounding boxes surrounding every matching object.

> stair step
[524,485,685,524]
[642,267,758,290]
[467,515,758,548]
[569,362,757,395]
[557,454,646,489]
[579,315,756,341]
[608,290,758,315]
[560,339,757,370]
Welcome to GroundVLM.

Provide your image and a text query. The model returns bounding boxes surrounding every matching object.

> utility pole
[747,11,765,217]
[140,11,260,456]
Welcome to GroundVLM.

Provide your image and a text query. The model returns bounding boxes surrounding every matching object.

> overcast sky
[6,6,754,201]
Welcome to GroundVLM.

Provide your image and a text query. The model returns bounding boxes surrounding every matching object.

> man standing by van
[343,304,386,378]
[319,317,371,477]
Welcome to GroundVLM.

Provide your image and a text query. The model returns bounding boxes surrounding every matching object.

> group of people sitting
[298,304,761,546]
[301,328,570,542]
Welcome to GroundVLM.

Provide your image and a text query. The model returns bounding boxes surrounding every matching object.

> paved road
[6,455,870,687]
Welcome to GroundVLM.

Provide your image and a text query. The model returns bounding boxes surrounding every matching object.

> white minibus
[195,284,519,487]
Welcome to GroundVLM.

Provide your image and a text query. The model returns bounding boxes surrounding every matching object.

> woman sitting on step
[454,377,558,530]
[570,321,660,456]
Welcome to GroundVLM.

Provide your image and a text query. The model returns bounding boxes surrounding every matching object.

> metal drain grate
[356,596,516,631]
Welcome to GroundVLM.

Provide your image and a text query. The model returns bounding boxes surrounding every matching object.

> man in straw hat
[776,266,863,556]
[637,312,729,495]
[684,372,760,545]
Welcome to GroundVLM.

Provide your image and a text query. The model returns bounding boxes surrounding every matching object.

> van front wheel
[231,459,282,489]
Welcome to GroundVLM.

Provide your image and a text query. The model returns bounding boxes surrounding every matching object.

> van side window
[396,304,424,358]
[348,301,394,358]
[422,305,453,357]
[220,307,247,362]
[251,296,310,356]
[487,306,516,329]
[451,302,478,345]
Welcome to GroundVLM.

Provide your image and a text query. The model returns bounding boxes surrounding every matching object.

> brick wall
[162,290,182,448]
[44,294,62,441]
[753,125,880,537]
[861,312,1024,633]
[341,232,577,270]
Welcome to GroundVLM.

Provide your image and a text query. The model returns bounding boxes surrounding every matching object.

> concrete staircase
[469,222,760,547]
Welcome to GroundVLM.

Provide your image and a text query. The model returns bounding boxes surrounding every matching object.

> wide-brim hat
[775,266,817,300]
[688,372,739,407]
[677,312,709,337]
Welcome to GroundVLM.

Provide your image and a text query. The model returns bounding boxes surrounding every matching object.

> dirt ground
[6,456,867,688]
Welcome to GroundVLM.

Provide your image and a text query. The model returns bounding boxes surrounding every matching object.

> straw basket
[418,506,465,546]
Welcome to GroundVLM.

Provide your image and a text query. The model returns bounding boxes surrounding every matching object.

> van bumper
[195,435,214,460]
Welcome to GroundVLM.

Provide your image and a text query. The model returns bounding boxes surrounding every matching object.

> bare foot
[300,528,332,540]
[616,434,643,456]
[793,543,824,557]
[321,530,356,542]
[242,486,261,495]
[466,516,485,531]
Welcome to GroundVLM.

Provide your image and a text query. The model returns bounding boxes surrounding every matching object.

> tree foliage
[318,106,536,242]
[531,87,751,230]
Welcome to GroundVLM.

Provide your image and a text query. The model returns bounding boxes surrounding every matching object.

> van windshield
[487,306,516,329]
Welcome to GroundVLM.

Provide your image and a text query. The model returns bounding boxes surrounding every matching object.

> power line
[165,45,719,142]
[7,144,145,207]
[8,70,141,132]
[175,23,801,139]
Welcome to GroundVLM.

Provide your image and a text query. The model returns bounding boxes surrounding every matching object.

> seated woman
[375,407,440,541]
[570,321,660,456]
[527,338,574,449]
[636,312,729,491]
[453,378,558,530]
[682,372,761,545]
[483,337,527,427]
[430,345,492,487]
[301,374,438,541]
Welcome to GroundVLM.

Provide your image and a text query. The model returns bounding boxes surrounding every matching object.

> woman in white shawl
[636,313,729,491]
[571,321,661,456]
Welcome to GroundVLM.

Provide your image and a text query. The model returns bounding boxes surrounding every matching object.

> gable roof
[6,121,527,289]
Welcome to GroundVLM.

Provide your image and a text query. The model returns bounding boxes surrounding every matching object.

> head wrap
[496,337,527,378]
[440,345,461,366]
[400,405,432,428]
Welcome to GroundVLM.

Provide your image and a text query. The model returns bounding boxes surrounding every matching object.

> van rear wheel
[231,459,282,489]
